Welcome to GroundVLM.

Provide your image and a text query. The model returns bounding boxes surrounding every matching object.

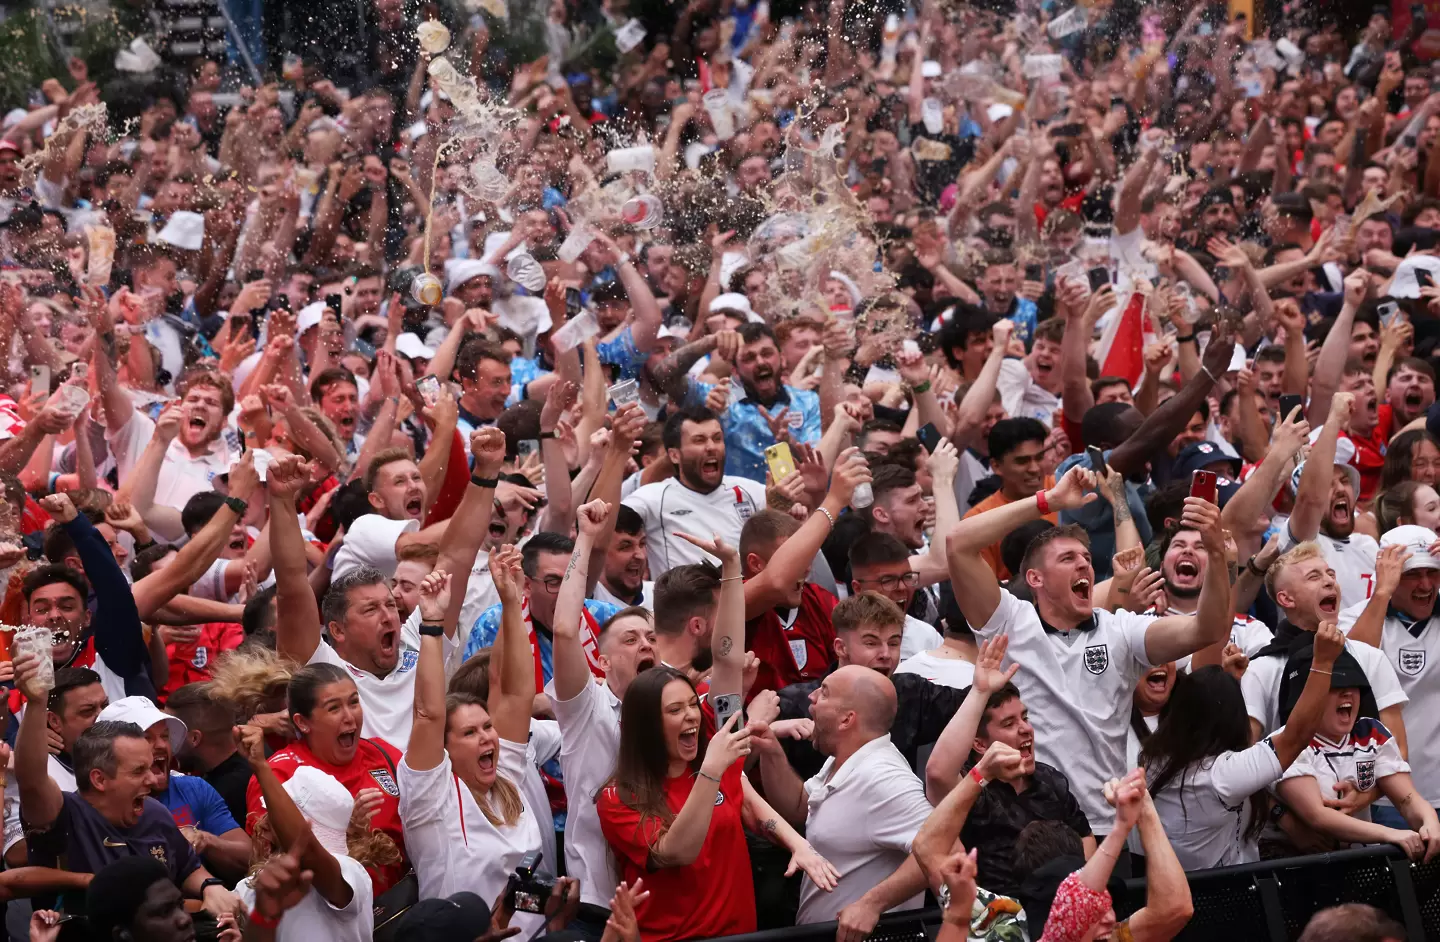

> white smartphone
[29,365,49,398]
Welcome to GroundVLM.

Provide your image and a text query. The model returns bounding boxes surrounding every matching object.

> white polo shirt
[798,734,933,924]
[1279,526,1379,612]
[901,615,944,661]
[109,409,239,539]
[308,608,462,749]
[1240,636,1407,737]
[332,514,421,580]
[1174,612,1273,672]
[894,650,975,689]
[552,678,624,907]
[237,853,373,942]
[1147,737,1283,870]
[623,476,766,574]
[397,739,546,938]
[1338,603,1440,805]
[996,358,1060,427]
[1281,717,1409,824]
[976,588,1156,833]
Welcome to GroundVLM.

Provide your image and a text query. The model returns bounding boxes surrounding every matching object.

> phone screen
[1087,267,1111,291]
[1190,470,1218,503]
[1025,264,1044,282]
[1418,270,1435,289]
[917,423,943,454]
[1087,445,1108,476]
[1278,394,1304,421]
[565,288,582,318]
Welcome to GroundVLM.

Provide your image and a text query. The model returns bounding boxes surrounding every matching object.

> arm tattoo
[762,817,778,834]
[1112,488,1133,526]
[563,547,582,580]
[719,637,733,658]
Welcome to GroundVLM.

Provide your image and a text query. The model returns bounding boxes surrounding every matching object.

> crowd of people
[0,0,1434,939]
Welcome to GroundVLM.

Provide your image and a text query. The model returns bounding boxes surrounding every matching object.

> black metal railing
[701,845,1440,942]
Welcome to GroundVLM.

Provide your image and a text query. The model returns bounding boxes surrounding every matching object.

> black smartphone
[250,308,266,338]
[872,156,888,175]
[1087,267,1111,291]
[1051,123,1085,138]
[1278,393,1304,421]
[917,422,943,454]
[565,287,582,317]
[1087,445,1108,476]
[244,268,264,283]
[1418,269,1435,289]
[325,293,343,312]
[271,293,291,312]
[1025,263,1045,282]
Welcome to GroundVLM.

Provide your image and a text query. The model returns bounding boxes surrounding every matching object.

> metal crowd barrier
[701,845,1440,942]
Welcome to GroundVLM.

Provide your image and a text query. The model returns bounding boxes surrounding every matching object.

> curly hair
[205,645,296,720]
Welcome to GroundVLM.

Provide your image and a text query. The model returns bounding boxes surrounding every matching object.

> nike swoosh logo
[102,839,127,847]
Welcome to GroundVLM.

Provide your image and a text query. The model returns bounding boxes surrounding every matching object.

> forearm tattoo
[719,637,733,658]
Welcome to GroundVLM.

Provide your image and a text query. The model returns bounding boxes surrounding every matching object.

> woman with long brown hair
[597,664,837,942]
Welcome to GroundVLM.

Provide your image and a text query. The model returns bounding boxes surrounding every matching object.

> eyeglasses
[537,576,565,593]
[855,572,919,590]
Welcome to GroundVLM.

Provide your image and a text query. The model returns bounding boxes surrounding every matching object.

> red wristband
[1035,489,1050,515]
[248,908,280,930]
[969,766,989,788]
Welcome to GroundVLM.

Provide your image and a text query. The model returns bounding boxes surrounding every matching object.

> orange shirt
[963,475,1058,580]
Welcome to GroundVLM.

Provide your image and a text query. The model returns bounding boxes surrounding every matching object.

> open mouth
[379,627,399,657]
[405,495,424,517]
[337,730,357,750]
[1329,497,1351,524]
[678,725,699,752]
[488,520,507,539]
[1019,739,1034,759]
[477,746,496,775]
[1071,577,1091,603]
[701,458,721,475]
[1406,390,1425,409]
[1145,668,1170,694]
[1336,699,1355,723]
[1319,592,1339,616]
[636,657,656,673]
[1175,560,1199,579]
[338,415,355,430]
[187,415,208,434]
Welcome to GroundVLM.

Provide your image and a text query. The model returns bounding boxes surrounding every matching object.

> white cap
[296,301,328,334]
[921,60,942,78]
[98,696,187,752]
[444,257,501,294]
[156,211,205,251]
[710,292,755,319]
[280,767,354,857]
[657,323,689,341]
[1381,525,1440,572]
[1290,431,1361,496]
[986,103,1014,123]
[395,332,436,360]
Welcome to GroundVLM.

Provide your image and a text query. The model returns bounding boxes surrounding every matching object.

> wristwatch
[199,877,226,894]
[222,496,248,515]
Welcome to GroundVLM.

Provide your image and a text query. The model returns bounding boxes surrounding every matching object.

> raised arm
[744,450,868,618]
[264,454,325,663]
[914,741,1022,889]
[1307,270,1366,425]
[952,321,1011,446]
[554,499,609,702]
[1270,622,1345,768]
[1221,405,1308,535]
[405,570,455,773]
[1288,392,1353,543]
[121,402,186,541]
[1108,323,1235,478]
[236,726,350,907]
[1144,497,1233,664]
[83,287,135,434]
[13,653,63,830]
[434,428,505,630]
[1348,545,1408,648]
[647,713,749,867]
[488,544,537,744]
[538,381,579,535]
[923,636,1019,801]
[131,454,260,620]
[1114,136,1163,236]
[675,531,745,701]
[1061,285,1105,425]
[1122,788,1195,942]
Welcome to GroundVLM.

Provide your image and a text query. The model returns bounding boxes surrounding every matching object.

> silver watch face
[938,883,951,910]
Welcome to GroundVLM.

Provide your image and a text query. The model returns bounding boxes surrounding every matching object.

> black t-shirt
[204,751,254,828]
[27,792,201,903]
[908,122,975,205]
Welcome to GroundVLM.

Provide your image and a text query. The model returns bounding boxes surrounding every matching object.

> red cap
[0,140,20,155]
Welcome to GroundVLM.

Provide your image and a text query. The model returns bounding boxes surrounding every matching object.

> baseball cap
[921,60,942,78]
[1380,525,1440,572]
[394,332,436,361]
[1171,440,1242,479]
[296,301,327,334]
[395,891,494,942]
[709,292,756,319]
[277,767,354,856]
[444,257,501,294]
[98,696,187,752]
[156,210,205,251]
[1290,430,1361,496]
[0,139,20,156]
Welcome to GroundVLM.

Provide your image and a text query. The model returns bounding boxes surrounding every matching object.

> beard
[691,647,713,673]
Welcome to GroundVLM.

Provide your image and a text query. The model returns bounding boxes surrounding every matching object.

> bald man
[751,666,935,928]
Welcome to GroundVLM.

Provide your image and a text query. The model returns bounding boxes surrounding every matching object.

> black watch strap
[223,496,248,515]
[1175,333,1197,344]
[199,877,226,892]
[471,474,499,489]
[419,622,445,637]
[539,430,559,440]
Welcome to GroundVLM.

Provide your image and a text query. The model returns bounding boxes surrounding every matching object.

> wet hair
[22,564,90,604]
[49,667,103,714]
[455,338,510,382]
[73,720,146,792]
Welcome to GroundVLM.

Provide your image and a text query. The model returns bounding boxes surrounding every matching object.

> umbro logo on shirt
[670,509,692,516]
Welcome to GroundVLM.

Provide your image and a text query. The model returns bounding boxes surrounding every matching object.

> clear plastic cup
[606,146,657,174]
[411,272,443,306]
[608,378,640,407]
[86,225,115,286]
[621,194,663,230]
[470,159,511,202]
[921,98,943,135]
[506,253,546,293]
[703,90,736,140]
[54,384,90,418]
[551,310,600,353]
[557,222,595,263]
[13,626,55,694]
[850,482,874,509]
